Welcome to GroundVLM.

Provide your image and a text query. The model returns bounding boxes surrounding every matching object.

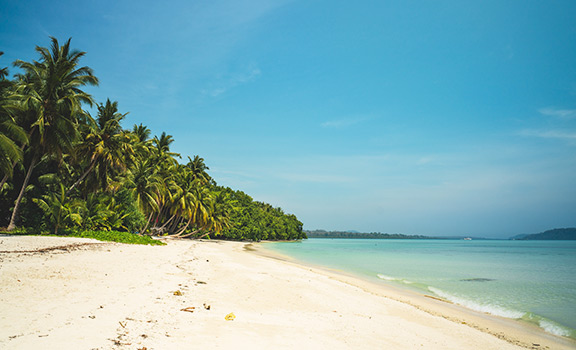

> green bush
[1,228,165,245]
[60,229,165,245]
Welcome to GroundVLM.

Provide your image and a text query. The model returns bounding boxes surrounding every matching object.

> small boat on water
[463,237,472,240]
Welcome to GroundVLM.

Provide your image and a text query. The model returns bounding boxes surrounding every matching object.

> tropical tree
[66,99,134,195]
[32,183,85,234]
[124,158,162,232]
[7,37,98,230]
[186,155,212,185]
[0,52,28,188]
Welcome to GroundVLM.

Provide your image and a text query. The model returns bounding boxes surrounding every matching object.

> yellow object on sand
[225,312,236,321]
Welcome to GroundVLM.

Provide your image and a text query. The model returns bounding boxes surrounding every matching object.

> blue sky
[1,0,575,237]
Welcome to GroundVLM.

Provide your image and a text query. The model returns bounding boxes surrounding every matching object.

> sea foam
[377,274,413,284]
[427,287,525,319]
[538,319,573,337]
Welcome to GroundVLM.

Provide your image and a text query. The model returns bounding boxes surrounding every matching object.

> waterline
[265,239,576,339]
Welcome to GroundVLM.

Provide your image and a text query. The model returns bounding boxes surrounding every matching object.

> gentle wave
[533,317,574,337]
[427,287,526,319]
[377,274,413,284]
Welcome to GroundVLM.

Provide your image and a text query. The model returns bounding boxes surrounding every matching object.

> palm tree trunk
[159,213,176,229]
[169,216,192,236]
[0,174,8,192]
[140,212,154,234]
[175,228,201,239]
[197,231,212,239]
[167,216,182,234]
[7,154,38,231]
[0,144,26,191]
[66,158,96,196]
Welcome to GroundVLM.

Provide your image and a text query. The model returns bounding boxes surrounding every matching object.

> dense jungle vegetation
[0,37,305,241]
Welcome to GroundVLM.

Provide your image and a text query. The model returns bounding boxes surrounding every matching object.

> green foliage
[59,229,165,245]
[215,187,306,241]
[0,228,164,245]
[0,37,305,242]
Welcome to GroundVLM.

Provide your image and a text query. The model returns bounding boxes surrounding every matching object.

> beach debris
[119,321,126,328]
[203,303,211,310]
[137,347,147,350]
[88,315,96,319]
[225,312,236,321]
[173,290,182,296]
[196,281,207,284]
[180,307,196,313]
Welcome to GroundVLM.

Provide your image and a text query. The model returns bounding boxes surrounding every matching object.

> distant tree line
[515,228,576,240]
[306,230,431,239]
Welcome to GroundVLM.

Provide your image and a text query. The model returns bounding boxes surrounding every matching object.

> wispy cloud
[538,107,576,120]
[519,129,576,140]
[277,172,354,183]
[201,66,262,97]
[321,116,369,128]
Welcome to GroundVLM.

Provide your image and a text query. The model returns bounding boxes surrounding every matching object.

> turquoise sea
[264,239,576,339]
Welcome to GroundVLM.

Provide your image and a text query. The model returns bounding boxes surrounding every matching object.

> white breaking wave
[427,287,526,319]
[377,274,414,284]
[539,319,572,337]
[377,274,398,281]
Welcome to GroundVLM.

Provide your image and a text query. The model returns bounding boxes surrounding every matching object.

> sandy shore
[1,236,574,350]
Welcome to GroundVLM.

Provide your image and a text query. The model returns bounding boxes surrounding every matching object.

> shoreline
[250,241,576,350]
[1,235,575,349]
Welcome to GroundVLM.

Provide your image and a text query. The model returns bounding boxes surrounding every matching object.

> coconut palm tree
[0,52,28,185]
[185,155,212,185]
[7,37,98,230]
[124,158,162,233]
[66,99,134,195]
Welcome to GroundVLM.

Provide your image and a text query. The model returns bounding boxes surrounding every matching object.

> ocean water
[264,239,576,339]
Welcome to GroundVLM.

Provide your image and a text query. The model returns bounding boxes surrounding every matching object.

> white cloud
[538,107,576,120]
[201,66,262,97]
[519,129,576,140]
[321,116,370,128]
[277,172,354,183]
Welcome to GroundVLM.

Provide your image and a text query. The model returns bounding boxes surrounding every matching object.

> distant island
[305,230,432,239]
[510,228,576,240]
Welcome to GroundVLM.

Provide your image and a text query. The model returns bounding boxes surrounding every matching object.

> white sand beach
[1,236,574,350]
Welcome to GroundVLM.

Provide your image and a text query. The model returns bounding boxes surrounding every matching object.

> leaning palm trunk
[173,228,202,239]
[140,212,154,234]
[0,174,8,192]
[0,144,27,191]
[166,216,182,234]
[66,158,96,196]
[197,231,212,239]
[169,216,193,236]
[159,213,176,230]
[7,154,38,231]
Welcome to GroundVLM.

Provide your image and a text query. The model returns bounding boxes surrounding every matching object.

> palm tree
[185,155,212,185]
[124,158,162,233]
[66,99,133,195]
[32,183,85,234]
[0,52,28,186]
[7,37,98,231]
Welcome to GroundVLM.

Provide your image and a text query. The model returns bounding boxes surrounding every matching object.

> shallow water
[265,239,576,338]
